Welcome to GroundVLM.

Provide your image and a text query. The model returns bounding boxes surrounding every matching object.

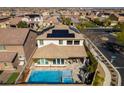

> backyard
[6,72,19,84]
[92,72,104,86]
[80,45,98,84]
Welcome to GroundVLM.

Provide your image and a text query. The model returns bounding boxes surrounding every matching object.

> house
[8,16,23,28]
[42,11,50,20]
[22,14,43,24]
[21,14,43,28]
[0,52,19,70]
[45,16,60,25]
[0,28,37,71]
[118,13,124,22]
[0,17,10,28]
[27,24,88,83]
[32,24,87,68]
[0,11,11,17]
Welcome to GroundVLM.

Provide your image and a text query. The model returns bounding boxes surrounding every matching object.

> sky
[0,0,124,7]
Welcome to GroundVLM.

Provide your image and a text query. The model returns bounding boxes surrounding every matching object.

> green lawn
[6,72,19,84]
[83,21,98,28]
[92,73,104,86]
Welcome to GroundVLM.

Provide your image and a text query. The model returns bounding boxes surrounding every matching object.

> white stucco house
[22,14,43,24]
[32,24,87,67]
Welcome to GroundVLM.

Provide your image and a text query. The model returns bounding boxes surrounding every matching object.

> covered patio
[31,58,84,70]
[32,43,87,67]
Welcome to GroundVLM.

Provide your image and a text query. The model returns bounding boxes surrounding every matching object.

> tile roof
[37,24,85,40]
[8,17,23,25]
[33,44,87,59]
[0,52,17,62]
[0,28,30,45]
[45,16,59,24]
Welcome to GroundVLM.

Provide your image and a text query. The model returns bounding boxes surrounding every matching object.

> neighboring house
[0,11,11,17]
[102,13,110,18]
[22,14,43,24]
[0,52,19,70]
[42,11,50,17]
[32,24,87,67]
[22,14,43,28]
[71,17,80,24]
[0,28,37,70]
[0,17,10,28]
[0,23,7,28]
[87,15,97,21]
[8,17,23,28]
[45,16,60,25]
[118,14,124,22]
[42,11,50,20]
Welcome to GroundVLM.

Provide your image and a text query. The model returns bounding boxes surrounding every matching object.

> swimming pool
[28,70,73,84]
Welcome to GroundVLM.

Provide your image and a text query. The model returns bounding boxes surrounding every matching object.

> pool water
[28,70,73,84]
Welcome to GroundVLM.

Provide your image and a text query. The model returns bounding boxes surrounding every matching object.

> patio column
[83,57,87,65]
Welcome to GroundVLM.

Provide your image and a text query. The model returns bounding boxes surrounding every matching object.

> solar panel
[47,33,75,38]
[52,29,69,34]
[47,29,75,38]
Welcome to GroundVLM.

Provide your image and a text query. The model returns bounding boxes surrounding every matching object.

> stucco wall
[37,39,84,48]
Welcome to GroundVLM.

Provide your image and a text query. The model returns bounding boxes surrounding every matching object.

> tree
[103,19,111,27]
[75,23,85,32]
[109,14,118,21]
[60,15,73,26]
[115,23,124,45]
[93,18,104,26]
[83,21,97,28]
[117,31,124,45]
[118,23,124,30]
[17,21,28,28]
[64,18,72,25]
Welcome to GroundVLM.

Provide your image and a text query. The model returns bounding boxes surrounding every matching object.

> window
[37,59,40,64]
[59,40,63,45]
[67,40,73,45]
[36,18,39,21]
[39,40,43,45]
[40,59,44,64]
[37,59,49,65]
[61,59,64,64]
[74,40,80,45]
[52,59,64,65]
[57,59,60,64]
[0,45,5,50]
[45,59,48,64]
[53,59,56,64]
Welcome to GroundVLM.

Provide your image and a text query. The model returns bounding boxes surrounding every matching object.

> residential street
[83,30,124,85]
